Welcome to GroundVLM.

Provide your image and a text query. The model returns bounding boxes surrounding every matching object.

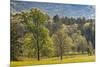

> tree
[52,31,65,60]
[10,13,25,61]
[11,20,19,61]
[53,15,60,23]
[52,15,62,33]
[87,41,94,56]
[71,30,88,53]
[20,8,53,60]
[81,22,95,49]
[52,25,72,60]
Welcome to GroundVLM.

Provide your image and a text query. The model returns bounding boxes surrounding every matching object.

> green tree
[53,15,60,23]
[10,13,25,61]
[71,31,88,53]
[52,25,72,60]
[20,8,53,60]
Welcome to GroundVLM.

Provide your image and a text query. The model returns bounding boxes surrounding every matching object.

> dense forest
[10,8,95,61]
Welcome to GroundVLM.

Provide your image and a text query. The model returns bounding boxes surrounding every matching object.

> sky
[11,1,95,19]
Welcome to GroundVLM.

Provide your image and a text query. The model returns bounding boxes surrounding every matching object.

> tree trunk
[36,20,40,61]
[60,44,63,60]
[37,40,40,61]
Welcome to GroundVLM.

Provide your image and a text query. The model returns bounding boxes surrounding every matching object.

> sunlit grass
[10,55,95,67]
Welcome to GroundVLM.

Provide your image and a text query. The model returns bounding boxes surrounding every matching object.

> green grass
[10,55,95,67]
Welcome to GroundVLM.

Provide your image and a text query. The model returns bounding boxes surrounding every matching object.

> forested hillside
[11,8,95,61]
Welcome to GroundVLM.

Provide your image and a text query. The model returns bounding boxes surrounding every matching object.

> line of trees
[11,8,95,61]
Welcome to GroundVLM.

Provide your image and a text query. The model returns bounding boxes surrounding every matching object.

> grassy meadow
[11,54,95,67]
